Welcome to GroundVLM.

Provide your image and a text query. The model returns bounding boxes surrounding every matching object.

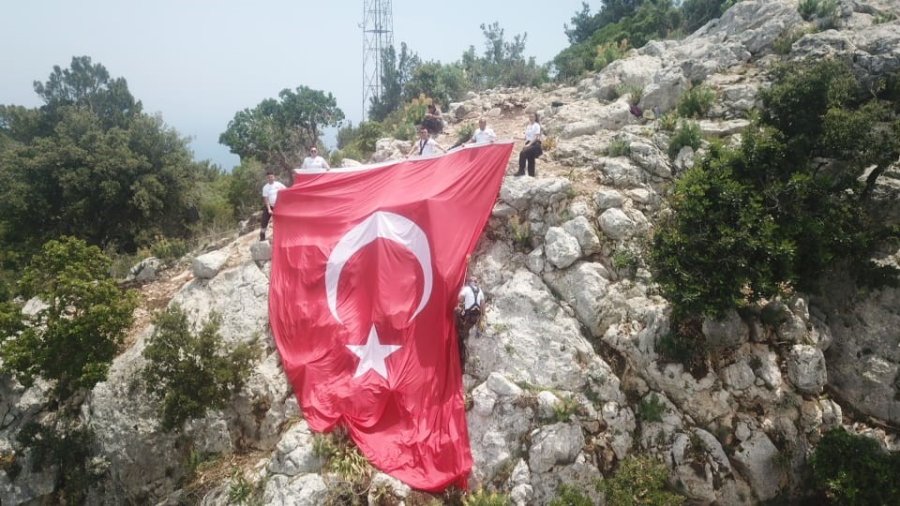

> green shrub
[549,484,593,506]
[141,306,257,431]
[638,394,668,423]
[808,429,900,505]
[602,455,685,505]
[659,112,679,131]
[594,40,630,71]
[463,488,510,506]
[337,121,384,162]
[16,423,103,504]
[228,468,257,505]
[615,84,644,104]
[607,138,632,157]
[0,237,137,400]
[148,236,191,263]
[652,59,899,320]
[798,0,819,20]
[772,28,814,55]
[313,429,373,481]
[612,249,639,274]
[456,122,476,147]
[667,120,702,159]
[676,85,716,118]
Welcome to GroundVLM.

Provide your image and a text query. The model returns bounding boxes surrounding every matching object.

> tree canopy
[219,86,345,173]
[0,236,136,400]
[651,60,900,317]
[0,56,207,259]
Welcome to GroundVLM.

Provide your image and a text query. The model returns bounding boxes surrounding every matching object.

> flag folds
[269,142,513,491]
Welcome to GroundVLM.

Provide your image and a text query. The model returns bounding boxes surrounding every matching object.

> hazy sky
[1,0,585,170]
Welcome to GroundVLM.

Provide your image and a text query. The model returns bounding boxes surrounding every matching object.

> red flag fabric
[268,142,513,491]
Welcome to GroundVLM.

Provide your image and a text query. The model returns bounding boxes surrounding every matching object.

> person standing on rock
[300,146,330,171]
[260,171,286,241]
[515,112,542,177]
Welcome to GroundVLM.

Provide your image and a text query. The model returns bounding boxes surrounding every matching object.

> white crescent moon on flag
[325,211,433,324]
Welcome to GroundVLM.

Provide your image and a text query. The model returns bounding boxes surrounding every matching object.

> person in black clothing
[515,113,542,177]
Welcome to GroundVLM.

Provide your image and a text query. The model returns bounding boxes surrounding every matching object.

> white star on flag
[347,325,402,379]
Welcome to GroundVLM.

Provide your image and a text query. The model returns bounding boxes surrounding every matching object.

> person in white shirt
[407,127,446,158]
[300,146,330,171]
[468,118,497,145]
[455,275,485,368]
[515,113,543,177]
[260,171,286,241]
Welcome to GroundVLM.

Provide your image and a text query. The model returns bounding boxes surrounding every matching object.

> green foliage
[0,237,136,399]
[379,96,431,141]
[612,249,639,271]
[772,27,814,55]
[141,305,257,431]
[312,429,373,480]
[667,120,702,159]
[226,160,266,220]
[549,484,593,506]
[16,423,104,504]
[616,83,644,104]
[403,61,468,108]
[508,215,532,251]
[463,488,510,506]
[652,60,900,318]
[554,0,734,80]
[594,40,631,72]
[553,395,582,422]
[147,236,190,263]
[637,393,667,423]
[677,85,716,118]
[228,468,257,505]
[608,138,632,157]
[682,0,733,33]
[369,42,421,121]
[462,22,548,91]
[0,57,206,257]
[337,121,385,162]
[798,0,838,22]
[658,112,679,131]
[456,122,477,147]
[808,429,900,505]
[602,455,685,506]
[219,85,344,174]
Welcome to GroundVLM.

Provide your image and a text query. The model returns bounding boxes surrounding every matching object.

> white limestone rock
[528,423,585,474]
[262,473,327,506]
[127,256,163,282]
[192,250,229,280]
[544,227,582,269]
[250,241,272,262]
[267,420,321,476]
[732,431,781,501]
[786,345,827,394]
[599,208,635,240]
[562,216,601,256]
[595,189,626,210]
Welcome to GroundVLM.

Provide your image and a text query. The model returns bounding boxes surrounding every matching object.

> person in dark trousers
[260,171,285,241]
[456,276,485,369]
[515,112,542,177]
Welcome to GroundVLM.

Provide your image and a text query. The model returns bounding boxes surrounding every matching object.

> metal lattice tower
[361,0,393,121]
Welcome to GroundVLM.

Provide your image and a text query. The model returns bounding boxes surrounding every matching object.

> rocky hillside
[3,0,900,504]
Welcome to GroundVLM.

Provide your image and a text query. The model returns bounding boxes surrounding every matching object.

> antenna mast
[362,0,393,121]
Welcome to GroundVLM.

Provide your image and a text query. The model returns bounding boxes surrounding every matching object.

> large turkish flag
[268,142,513,491]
